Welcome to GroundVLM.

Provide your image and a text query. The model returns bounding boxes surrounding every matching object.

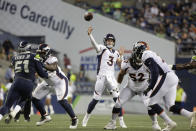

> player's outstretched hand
[118,46,125,56]
[88,26,93,36]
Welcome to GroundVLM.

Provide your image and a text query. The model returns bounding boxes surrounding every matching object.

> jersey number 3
[15,60,29,73]
[107,56,114,66]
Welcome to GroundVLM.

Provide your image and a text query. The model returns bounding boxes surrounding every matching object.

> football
[84,12,93,21]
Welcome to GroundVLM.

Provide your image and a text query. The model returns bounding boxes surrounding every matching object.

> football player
[7,44,78,129]
[104,48,162,131]
[132,41,196,130]
[0,41,48,121]
[82,26,126,128]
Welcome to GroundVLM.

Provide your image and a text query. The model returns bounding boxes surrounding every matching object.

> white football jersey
[142,50,172,73]
[97,45,120,76]
[121,59,150,92]
[44,55,67,85]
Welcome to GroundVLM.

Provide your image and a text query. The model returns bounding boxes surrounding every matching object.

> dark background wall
[176,58,196,111]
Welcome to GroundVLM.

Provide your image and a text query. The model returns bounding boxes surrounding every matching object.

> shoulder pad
[34,54,41,61]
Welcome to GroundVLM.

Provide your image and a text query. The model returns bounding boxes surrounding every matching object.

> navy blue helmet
[132,41,148,60]
[18,41,31,52]
[131,41,149,68]
[103,33,116,48]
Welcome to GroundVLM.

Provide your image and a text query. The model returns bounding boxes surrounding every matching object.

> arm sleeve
[144,58,159,90]
[89,34,102,52]
[34,58,48,78]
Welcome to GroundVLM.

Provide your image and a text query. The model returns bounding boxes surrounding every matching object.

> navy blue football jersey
[11,52,48,81]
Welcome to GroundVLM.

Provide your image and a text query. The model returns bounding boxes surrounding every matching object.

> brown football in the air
[84,12,93,21]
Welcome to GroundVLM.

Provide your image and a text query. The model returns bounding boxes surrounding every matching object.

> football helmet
[103,33,115,48]
[37,44,51,60]
[132,41,148,60]
[131,41,149,69]
[18,41,31,52]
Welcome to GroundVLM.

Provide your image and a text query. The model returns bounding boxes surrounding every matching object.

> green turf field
[0,114,194,131]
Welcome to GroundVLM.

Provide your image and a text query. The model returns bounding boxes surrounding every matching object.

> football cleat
[5,114,12,124]
[104,120,117,130]
[119,117,127,128]
[36,115,52,126]
[69,117,79,129]
[190,111,196,129]
[161,121,177,131]
[82,113,90,127]
[14,119,19,122]
[24,118,30,122]
[152,121,161,131]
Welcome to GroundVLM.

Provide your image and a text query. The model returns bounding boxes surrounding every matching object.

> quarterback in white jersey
[82,26,126,128]
[133,41,196,130]
[105,55,161,130]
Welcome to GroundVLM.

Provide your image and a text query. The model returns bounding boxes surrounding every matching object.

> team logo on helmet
[18,41,31,52]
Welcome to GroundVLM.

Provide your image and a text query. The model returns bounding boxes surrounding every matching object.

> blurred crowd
[73,0,196,55]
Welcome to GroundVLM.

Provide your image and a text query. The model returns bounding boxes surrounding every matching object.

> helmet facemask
[37,44,51,61]
[130,53,143,70]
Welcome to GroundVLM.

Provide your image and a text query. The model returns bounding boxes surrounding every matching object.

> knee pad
[169,105,182,114]
[149,104,163,115]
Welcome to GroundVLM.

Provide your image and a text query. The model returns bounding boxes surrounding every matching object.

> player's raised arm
[88,26,101,52]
